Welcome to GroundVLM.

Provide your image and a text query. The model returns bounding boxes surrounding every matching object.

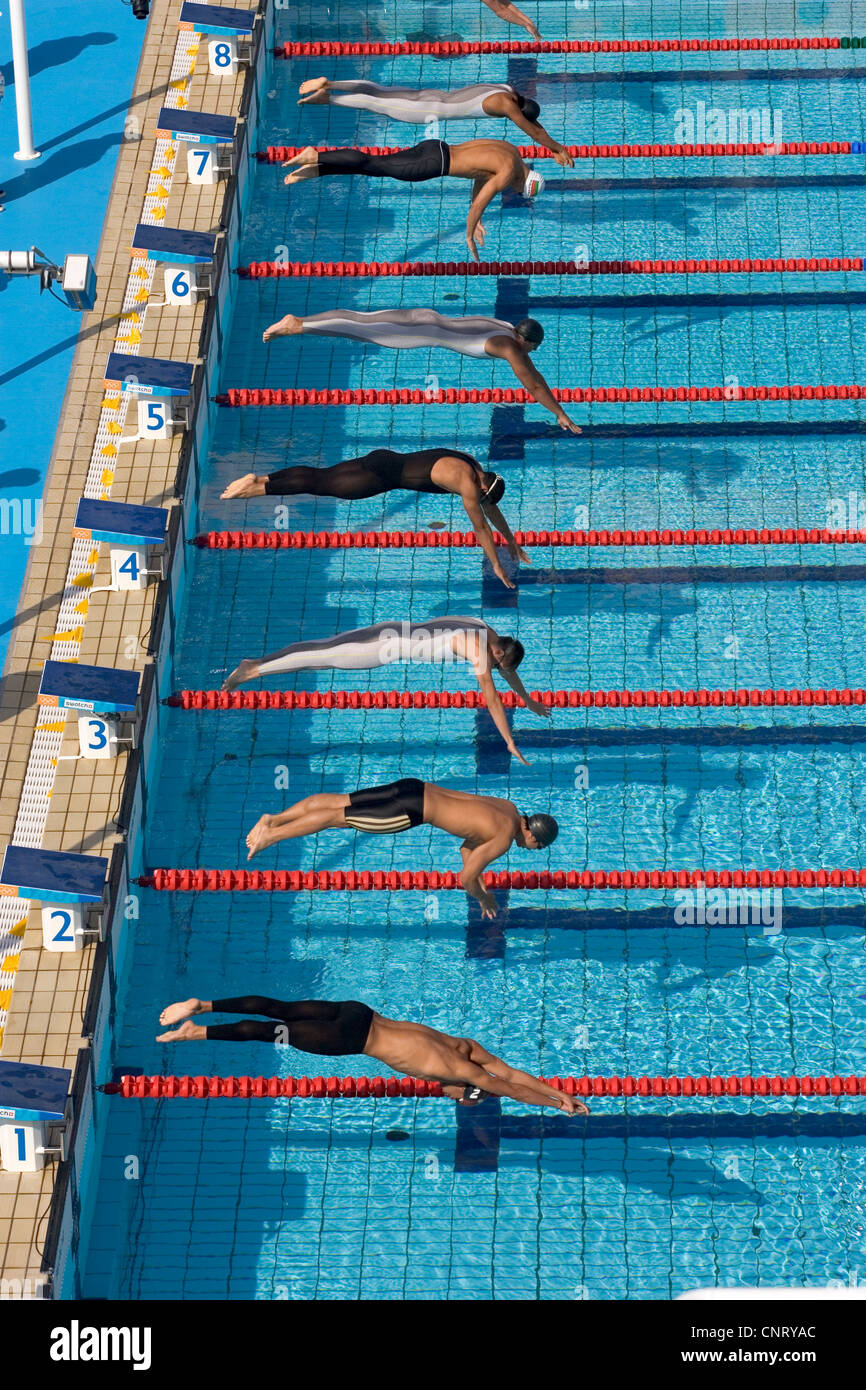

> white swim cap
[523,168,546,198]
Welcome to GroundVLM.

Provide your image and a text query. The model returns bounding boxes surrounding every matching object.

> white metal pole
[9,0,41,161]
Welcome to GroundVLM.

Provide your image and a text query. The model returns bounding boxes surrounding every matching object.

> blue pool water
[80,1,866,1299]
[0,1,145,672]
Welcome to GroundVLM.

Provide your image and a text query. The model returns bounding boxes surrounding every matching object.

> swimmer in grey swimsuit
[260,308,582,433]
[296,78,573,165]
[221,615,553,764]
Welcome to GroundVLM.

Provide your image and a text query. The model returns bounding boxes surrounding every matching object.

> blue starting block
[178,2,255,35]
[131,224,218,305]
[73,497,168,548]
[38,661,139,764]
[104,352,194,398]
[1,845,107,904]
[38,660,140,714]
[0,845,108,956]
[131,224,216,266]
[0,1060,70,1173]
[179,4,256,76]
[73,496,168,593]
[155,107,236,145]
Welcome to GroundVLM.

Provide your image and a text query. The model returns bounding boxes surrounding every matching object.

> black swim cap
[526,813,559,848]
[516,94,541,124]
[497,637,525,670]
[515,318,544,347]
[481,471,506,505]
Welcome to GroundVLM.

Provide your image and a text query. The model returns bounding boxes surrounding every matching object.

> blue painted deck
[0,1,145,674]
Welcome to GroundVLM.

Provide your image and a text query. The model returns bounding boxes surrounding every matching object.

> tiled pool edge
[0,0,272,1299]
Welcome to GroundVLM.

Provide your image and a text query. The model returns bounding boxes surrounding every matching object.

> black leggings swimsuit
[206,997,374,1054]
[317,138,451,183]
[263,446,480,499]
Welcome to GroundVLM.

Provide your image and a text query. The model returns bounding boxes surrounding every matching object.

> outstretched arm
[497,341,583,433]
[506,107,573,166]
[451,1053,588,1113]
[460,490,514,588]
[497,664,551,720]
[466,173,510,262]
[475,668,529,765]
[459,839,511,917]
[481,0,541,41]
[481,498,532,570]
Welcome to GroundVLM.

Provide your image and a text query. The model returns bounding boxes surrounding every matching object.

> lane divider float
[167,687,866,711]
[276,38,866,57]
[261,140,866,161]
[137,868,866,891]
[193,525,866,549]
[105,1073,866,1099]
[216,383,866,406]
[239,255,864,279]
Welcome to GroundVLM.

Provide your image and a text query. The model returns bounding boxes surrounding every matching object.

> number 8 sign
[208,36,238,75]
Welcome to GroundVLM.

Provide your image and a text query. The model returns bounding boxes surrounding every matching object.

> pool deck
[0,0,247,1297]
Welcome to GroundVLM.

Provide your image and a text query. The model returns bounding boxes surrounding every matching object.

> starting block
[73,497,168,592]
[0,1060,70,1173]
[178,3,257,76]
[0,844,107,955]
[103,351,193,442]
[38,659,140,762]
[155,107,237,184]
[132,224,218,307]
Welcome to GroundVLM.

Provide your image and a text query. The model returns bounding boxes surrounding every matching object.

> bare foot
[298,77,330,104]
[159,998,203,1027]
[156,1020,205,1043]
[281,146,320,184]
[221,473,267,499]
[246,813,275,860]
[221,658,260,692]
[262,313,303,343]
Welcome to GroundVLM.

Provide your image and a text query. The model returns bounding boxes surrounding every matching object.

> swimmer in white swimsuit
[260,308,582,433]
[280,137,551,262]
[296,78,573,165]
[222,615,552,765]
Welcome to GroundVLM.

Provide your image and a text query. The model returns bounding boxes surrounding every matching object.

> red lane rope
[238,255,864,279]
[137,868,866,892]
[168,687,866,712]
[262,140,859,162]
[107,1073,866,1099]
[217,384,866,407]
[193,526,866,549]
[276,38,856,57]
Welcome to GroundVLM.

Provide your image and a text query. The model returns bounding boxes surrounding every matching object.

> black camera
[131,0,150,17]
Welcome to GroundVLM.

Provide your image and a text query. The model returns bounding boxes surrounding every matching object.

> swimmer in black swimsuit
[221,447,530,589]
[281,138,547,262]
[155,995,588,1113]
[245,778,560,918]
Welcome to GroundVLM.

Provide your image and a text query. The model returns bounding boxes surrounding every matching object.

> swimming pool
[73,0,866,1300]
